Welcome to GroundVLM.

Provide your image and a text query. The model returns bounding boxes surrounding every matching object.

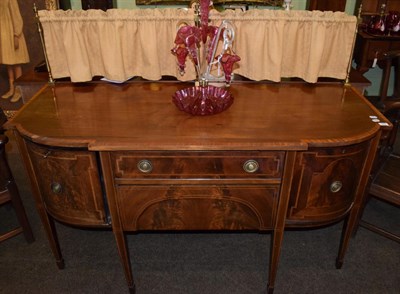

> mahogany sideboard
[5,81,390,293]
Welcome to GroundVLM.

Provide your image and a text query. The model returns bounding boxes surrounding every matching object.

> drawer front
[286,142,370,226]
[366,40,390,60]
[116,185,279,231]
[26,141,107,226]
[111,151,284,179]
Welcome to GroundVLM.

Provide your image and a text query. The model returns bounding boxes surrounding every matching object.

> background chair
[358,51,400,243]
[0,108,34,243]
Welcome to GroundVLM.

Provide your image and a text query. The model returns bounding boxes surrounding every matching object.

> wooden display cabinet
[353,0,400,74]
[356,0,400,14]
[353,31,400,73]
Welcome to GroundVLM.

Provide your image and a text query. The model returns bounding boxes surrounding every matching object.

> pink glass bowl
[172,85,233,116]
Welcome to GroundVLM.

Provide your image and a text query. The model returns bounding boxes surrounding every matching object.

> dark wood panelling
[307,0,347,11]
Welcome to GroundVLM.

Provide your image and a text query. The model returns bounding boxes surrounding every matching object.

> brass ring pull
[243,159,259,173]
[330,181,343,193]
[51,182,62,194]
[137,159,153,173]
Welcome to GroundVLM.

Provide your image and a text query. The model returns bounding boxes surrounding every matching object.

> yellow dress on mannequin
[0,0,30,102]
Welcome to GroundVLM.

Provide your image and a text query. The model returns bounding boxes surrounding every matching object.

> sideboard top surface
[6,82,387,150]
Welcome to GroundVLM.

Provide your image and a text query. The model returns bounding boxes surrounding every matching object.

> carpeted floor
[0,91,23,111]
[0,131,399,294]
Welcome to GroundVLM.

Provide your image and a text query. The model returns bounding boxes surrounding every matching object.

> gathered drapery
[38,8,357,83]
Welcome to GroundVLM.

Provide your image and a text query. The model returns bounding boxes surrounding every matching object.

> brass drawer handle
[137,159,153,173]
[330,181,343,193]
[51,182,63,194]
[243,160,259,173]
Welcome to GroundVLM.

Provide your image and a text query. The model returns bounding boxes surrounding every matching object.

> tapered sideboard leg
[99,152,135,292]
[336,134,380,269]
[40,210,65,269]
[267,151,297,293]
[113,230,135,292]
[267,285,275,294]
[129,284,136,294]
[12,131,64,269]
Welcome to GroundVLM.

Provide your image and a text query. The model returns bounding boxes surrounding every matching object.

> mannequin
[0,0,30,103]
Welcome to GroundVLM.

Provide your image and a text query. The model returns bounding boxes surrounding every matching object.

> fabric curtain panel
[38,8,357,83]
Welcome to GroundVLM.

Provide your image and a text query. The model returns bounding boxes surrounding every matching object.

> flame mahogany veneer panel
[26,141,107,226]
[116,185,279,231]
[286,141,371,226]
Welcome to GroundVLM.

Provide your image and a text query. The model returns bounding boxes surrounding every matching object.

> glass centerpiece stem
[283,0,292,11]
[171,0,240,87]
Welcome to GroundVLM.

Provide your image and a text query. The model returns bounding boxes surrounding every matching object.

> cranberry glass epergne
[364,4,400,36]
[171,0,240,116]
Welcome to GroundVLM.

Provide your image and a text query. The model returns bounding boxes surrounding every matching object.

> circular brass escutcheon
[330,181,343,193]
[137,159,153,173]
[243,159,259,173]
[51,182,63,194]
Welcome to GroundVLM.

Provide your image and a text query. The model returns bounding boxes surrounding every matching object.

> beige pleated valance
[38,8,357,83]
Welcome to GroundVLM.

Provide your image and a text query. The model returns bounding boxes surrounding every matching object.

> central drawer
[110,151,284,180]
[109,151,285,231]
